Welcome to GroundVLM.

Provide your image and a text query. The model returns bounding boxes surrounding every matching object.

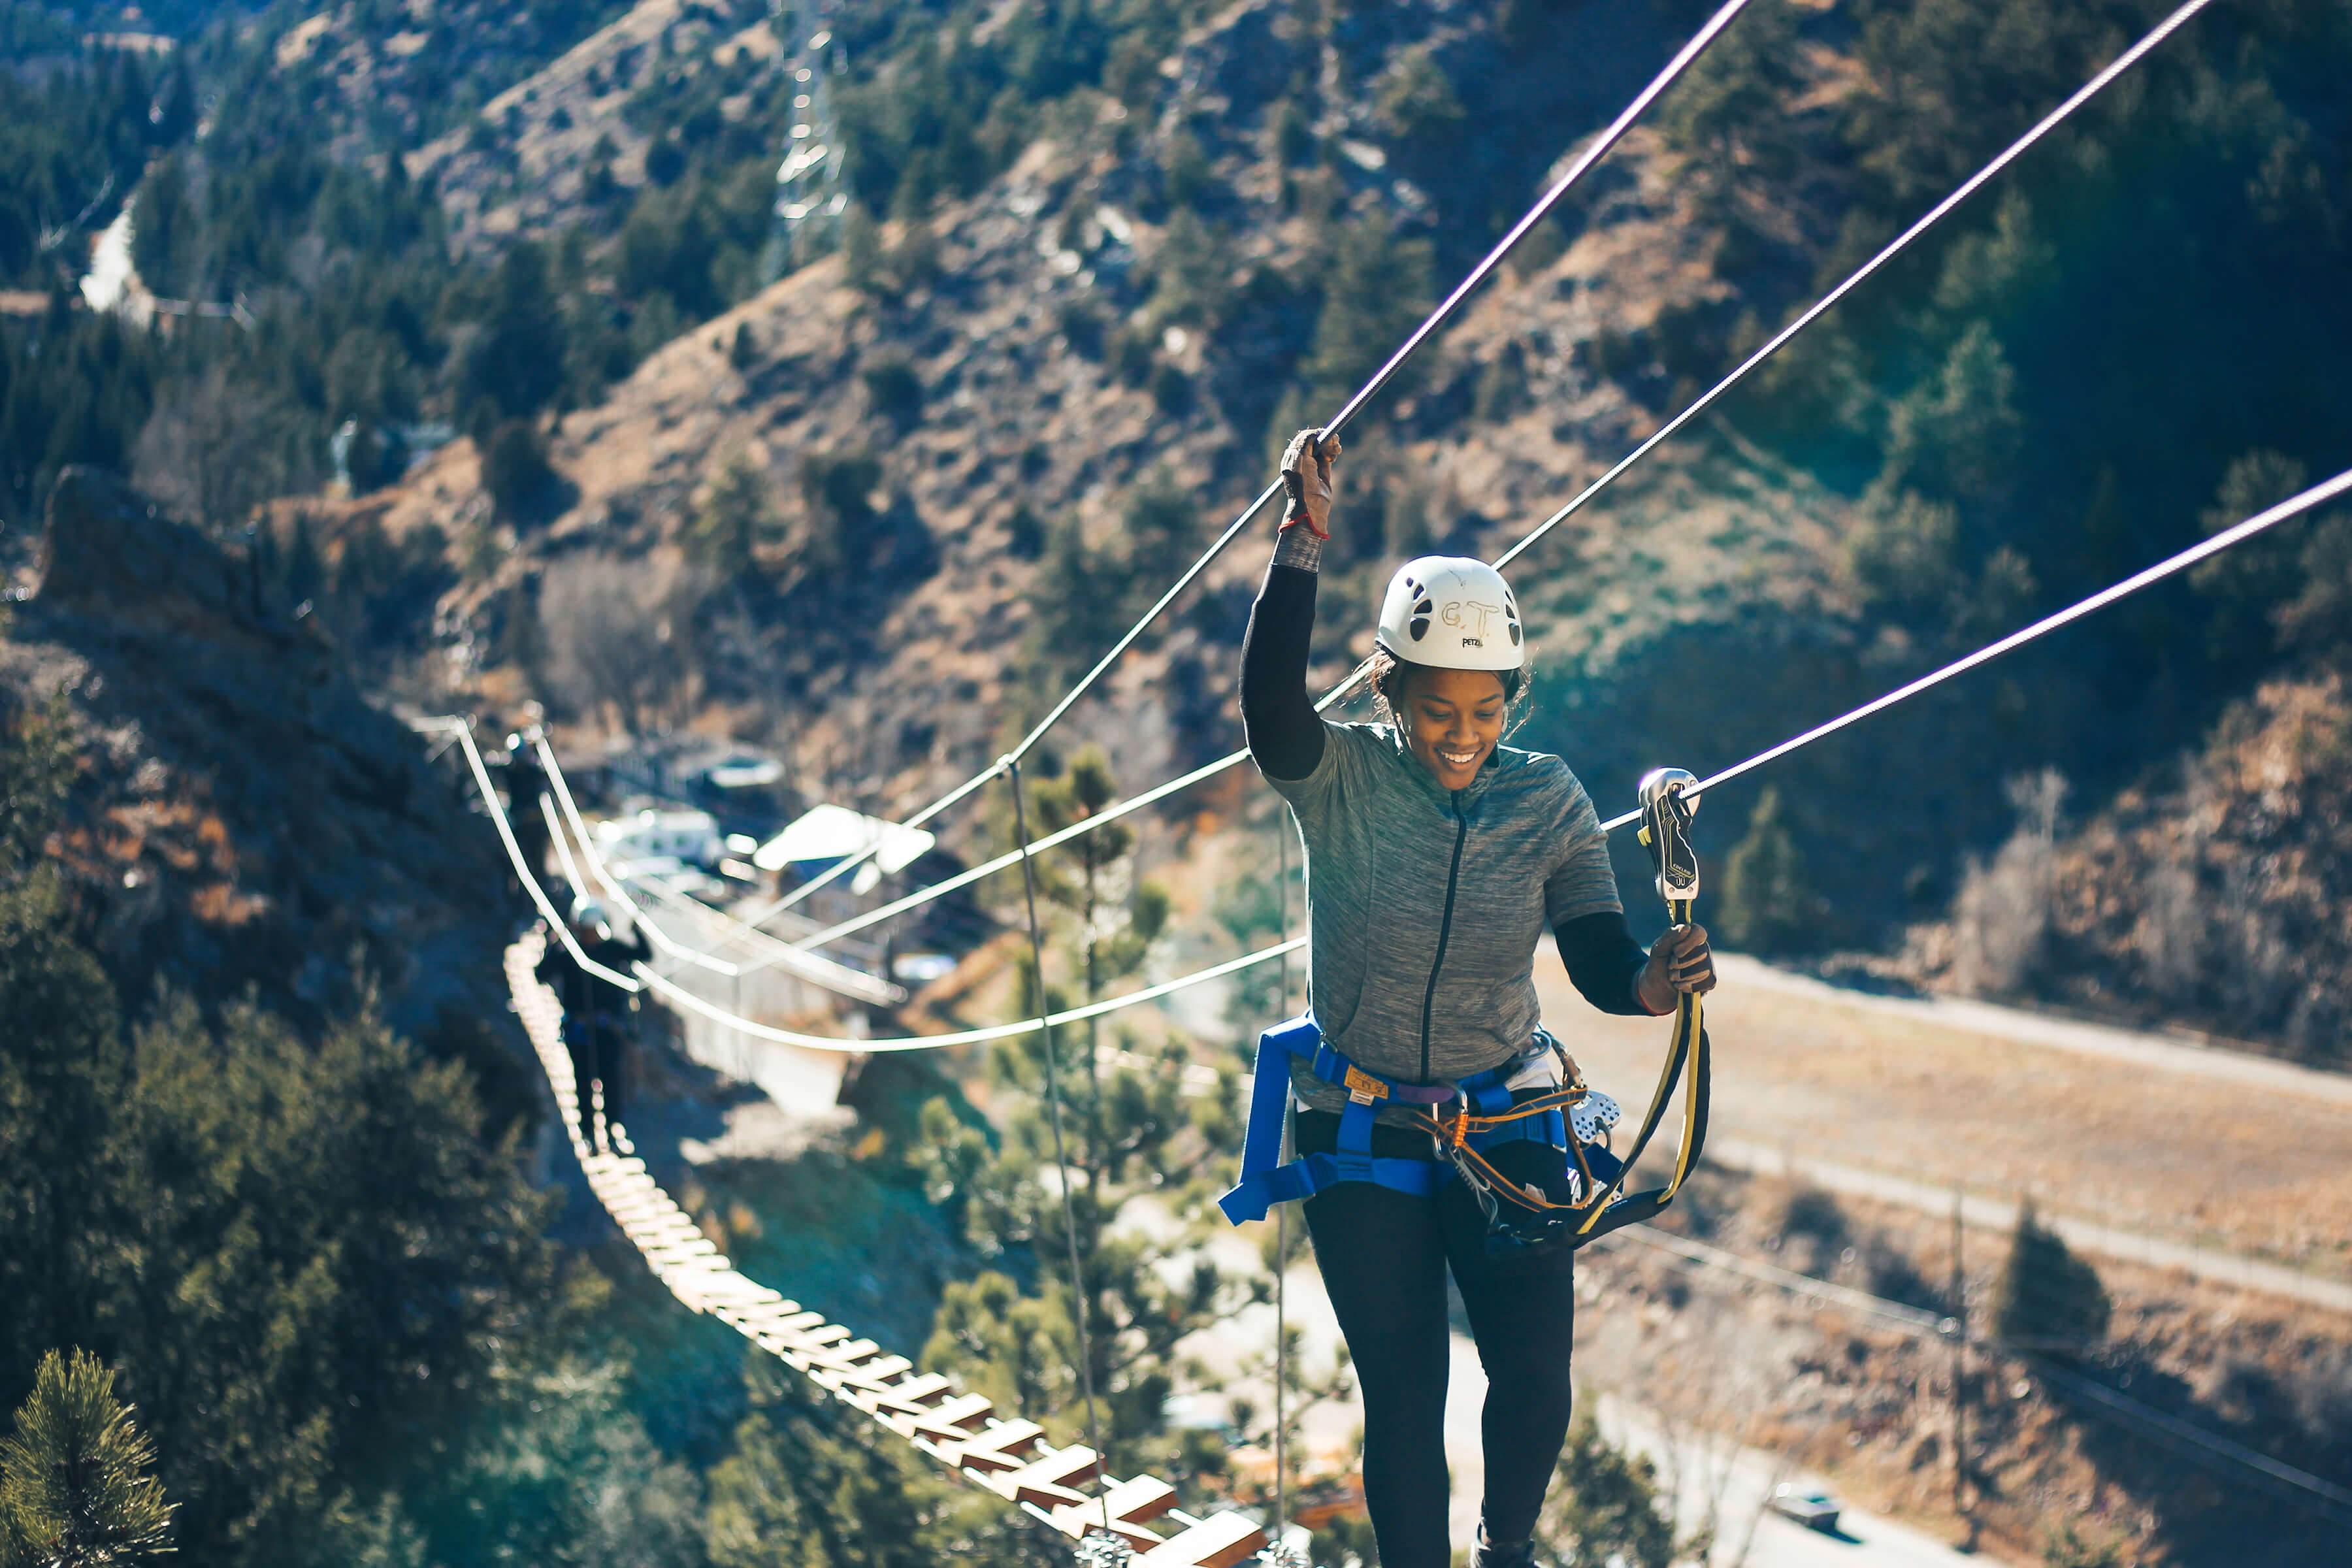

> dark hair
[1369,647,1527,730]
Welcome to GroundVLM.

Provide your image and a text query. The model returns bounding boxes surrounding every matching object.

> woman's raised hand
[1637,923,1716,1015]
[1279,427,1342,538]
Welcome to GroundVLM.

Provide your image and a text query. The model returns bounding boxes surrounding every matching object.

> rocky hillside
[404,0,782,253]
[32,0,2349,1019]
[253,0,643,157]
[1912,672,2352,1061]
[352,0,1857,870]
[1,466,514,1041]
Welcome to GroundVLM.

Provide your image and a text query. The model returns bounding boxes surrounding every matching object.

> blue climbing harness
[1218,766,1713,1252]
[1215,1014,1625,1233]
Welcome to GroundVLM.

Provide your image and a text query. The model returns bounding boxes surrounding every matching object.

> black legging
[1296,1109,1576,1568]
[566,1017,628,1137]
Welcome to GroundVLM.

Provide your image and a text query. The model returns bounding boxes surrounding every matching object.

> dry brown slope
[403,0,783,252]
[3,468,515,1036]
[1536,955,2352,1278]
[387,106,1856,860]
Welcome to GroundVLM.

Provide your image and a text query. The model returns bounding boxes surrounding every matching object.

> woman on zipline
[1239,430,1716,1568]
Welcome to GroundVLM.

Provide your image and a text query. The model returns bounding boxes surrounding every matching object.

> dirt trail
[1534,950,2352,1284]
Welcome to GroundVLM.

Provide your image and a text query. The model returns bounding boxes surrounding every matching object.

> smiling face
[1395,664,1511,790]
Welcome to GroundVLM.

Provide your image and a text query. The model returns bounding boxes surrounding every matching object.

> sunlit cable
[690,0,2220,951]
[448,466,2352,1057]
[689,0,1762,947]
[1597,465,2352,833]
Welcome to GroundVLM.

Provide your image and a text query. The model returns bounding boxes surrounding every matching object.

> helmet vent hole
[1409,617,1429,641]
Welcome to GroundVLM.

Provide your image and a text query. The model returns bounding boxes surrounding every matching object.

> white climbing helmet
[1375,556,1524,672]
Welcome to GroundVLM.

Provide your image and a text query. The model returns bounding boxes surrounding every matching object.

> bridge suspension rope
[446,458,2352,1097]
[653,0,2225,970]
[459,451,2352,1565]
[693,0,1763,945]
[502,928,1279,1567]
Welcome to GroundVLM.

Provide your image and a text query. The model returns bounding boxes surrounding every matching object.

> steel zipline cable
[487,0,2289,1059]
[1005,758,1111,1532]
[677,0,2221,968]
[704,0,1761,939]
[453,461,2352,1054]
[1593,465,2352,833]
[1492,0,2217,569]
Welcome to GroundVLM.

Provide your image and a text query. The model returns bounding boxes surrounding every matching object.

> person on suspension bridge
[1221,430,1716,1568]
[500,732,553,908]
[536,896,653,1153]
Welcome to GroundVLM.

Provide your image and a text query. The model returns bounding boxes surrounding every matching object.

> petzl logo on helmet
[1443,598,1502,646]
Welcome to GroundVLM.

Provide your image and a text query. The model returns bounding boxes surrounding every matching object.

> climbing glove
[1279,427,1341,537]
[1638,921,1716,1014]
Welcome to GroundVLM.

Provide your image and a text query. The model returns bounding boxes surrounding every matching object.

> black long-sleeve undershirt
[1241,562,1326,781]
[1241,559,1657,1017]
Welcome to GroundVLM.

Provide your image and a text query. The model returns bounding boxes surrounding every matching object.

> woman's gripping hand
[1279,427,1341,537]
[1637,923,1716,1015]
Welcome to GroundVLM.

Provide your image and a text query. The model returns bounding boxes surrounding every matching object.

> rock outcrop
[4,467,513,1036]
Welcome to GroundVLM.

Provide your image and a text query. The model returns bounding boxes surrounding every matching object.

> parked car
[1769,1484,1840,1532]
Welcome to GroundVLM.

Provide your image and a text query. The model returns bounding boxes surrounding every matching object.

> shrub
[1539,1402,1674,1568]
[689,451,775,578]
[861,357,924,428]
[481,419,556,515]
[800,449,882,572]
[1716,787,1825,955]
[1005,505,1044,561]
[1149,361,1192,416]
[1950,770,2066,996]
[1993,1201,2110,1348]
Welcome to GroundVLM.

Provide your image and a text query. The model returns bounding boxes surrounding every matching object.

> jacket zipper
[1417,793,1470,1083]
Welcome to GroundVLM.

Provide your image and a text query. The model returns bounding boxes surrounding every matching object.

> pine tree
[1301,213,1433,410]
[707,1369,1049,1568]
[689,452,776,580]
[841,203,887,295]
[0,698,127,1404]
[0,1350,174,1568]
[1715,787,1822,955]
[917,748,1241,1482]
[1538,1403,1674,1568]
[1992,1201,2110,1349]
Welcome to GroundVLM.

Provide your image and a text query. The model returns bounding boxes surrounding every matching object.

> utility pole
[1950,1181,1974,1550]
[762,4,845,283]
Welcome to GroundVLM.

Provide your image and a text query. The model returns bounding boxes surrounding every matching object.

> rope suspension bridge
[421,0,2352,1558]
[503,924,1275,1568]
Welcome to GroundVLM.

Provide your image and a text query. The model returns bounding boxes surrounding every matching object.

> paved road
[1538,943,2352,1294]
[1717,956,2352,1107]
[1703,1136,2352,1313]
[1444,1340,2003,1565]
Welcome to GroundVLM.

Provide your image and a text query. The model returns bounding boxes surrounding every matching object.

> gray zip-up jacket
[1242,544,1654,1124]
